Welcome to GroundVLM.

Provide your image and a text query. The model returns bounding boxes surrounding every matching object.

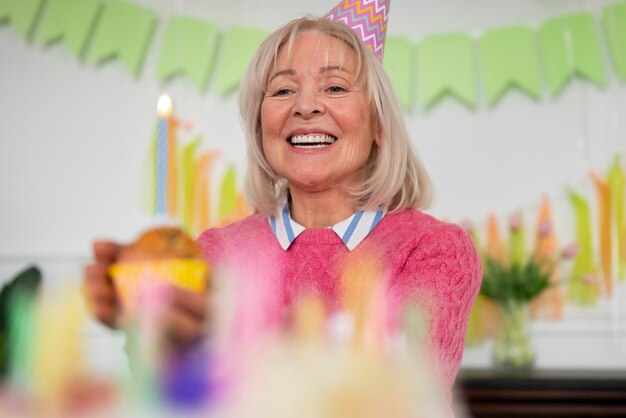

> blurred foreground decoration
[0,259,454,417]
[0,265,41,381]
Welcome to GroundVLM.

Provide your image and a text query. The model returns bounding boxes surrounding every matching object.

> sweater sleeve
[395,223,482,388]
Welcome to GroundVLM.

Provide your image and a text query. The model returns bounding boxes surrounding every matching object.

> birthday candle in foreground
[156,94,173,216]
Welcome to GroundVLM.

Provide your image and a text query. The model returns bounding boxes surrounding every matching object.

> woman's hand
[161,285,210,350]
[83,240,211,351]
[83,241,122,329]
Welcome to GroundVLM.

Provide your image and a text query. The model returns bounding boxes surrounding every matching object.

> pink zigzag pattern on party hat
[325,0,390,61]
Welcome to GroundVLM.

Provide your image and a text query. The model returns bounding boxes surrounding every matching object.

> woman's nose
[293,89,324,119]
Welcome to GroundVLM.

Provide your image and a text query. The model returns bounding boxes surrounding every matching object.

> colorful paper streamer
[567,191,599,306]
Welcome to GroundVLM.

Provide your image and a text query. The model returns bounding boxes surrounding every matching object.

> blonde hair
[239,16,432,215]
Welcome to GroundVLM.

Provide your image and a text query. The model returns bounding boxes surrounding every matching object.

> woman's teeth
[289,134,336,148]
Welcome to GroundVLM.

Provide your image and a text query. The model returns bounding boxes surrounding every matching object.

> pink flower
[561,242,579,259]
[538,219,552,237]
[582,274,596,285]
[509,213,522,232]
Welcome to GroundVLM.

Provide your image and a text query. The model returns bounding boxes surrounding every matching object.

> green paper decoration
[383,37,413,110]
[607,156,626,281]
[480,25,541,105]
[181,137,200,233]
[86,0,156,77]
[539,12,606,95]
[568,191,599,306]
[155,17,219,90]
[218,164,237,220]
[0,0,45,40]
[417,34,476,109]
[214,27,269,94]
[35,0,100,56]
[603,2,626,81]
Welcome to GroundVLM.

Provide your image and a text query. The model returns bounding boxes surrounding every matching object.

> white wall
[1,0,626,374]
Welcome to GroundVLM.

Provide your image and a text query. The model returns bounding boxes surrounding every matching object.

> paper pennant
[35,0,100,57]
[480,25,541,105]
[383,37,413,110]
[0,0,45,40]
[567,191,599,306]
[181,137,200,233]
[218,164,237,221]
[86,1,156,76]
[602,2,626,81]
[539,12,606,95]
[607,156,626,281]
[214,27,269,94]
[589,172,612,295]
[417,34,476,109]
[155,17,219,90]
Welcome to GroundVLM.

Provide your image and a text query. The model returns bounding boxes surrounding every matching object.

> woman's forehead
[274,31,356,70]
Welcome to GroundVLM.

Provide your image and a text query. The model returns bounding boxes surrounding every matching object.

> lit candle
[155,94,173,217]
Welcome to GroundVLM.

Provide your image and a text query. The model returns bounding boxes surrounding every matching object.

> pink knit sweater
[197,209,482,387]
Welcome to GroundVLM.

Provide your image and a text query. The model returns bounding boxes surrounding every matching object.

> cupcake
[109,227,210,317]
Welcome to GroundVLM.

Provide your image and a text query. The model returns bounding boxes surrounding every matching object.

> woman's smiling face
[260,31,379,196]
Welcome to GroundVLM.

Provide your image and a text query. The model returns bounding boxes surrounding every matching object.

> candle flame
[156,94,173,117]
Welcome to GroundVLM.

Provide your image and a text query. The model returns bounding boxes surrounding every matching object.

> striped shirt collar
[268,193,386,251]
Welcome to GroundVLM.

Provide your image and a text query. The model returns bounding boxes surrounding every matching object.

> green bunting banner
[0,0,45,40]
[383,37,413,110]
[539,12,606,95]
[155,17,219,90]
[603,3,626,81]
[87,1,156,77]
[36,0,101,57]
[1,0,626,108]
[417,34,476,109]
[214,27,269,94]
[480,26,541,105]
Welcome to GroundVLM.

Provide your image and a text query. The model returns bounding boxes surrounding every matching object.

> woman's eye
[327,85,346,93]
[272,88,292,97]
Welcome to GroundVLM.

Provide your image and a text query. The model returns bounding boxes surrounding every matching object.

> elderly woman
[85,15,481,402]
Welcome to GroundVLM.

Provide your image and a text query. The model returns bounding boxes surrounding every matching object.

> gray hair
[239,16,432,215]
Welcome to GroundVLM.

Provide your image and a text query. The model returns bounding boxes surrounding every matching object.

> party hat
[324,0,390,61]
